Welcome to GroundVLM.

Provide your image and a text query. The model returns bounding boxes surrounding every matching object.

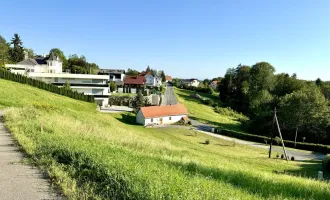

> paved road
[162,85,178,105]
[0,111,62,200]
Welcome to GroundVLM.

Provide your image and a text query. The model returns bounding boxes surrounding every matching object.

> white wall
[136,114,187,126]
[145,74,155,86]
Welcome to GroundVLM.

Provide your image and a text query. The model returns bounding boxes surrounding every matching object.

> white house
[5,53,110,106]
[145,72,162,87]
[136,104,189,126]
[180,79,200,87]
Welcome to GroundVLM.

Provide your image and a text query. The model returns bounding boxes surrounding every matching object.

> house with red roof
[121,75,146,93]
[136,104,189,126]
[209,80,220,89]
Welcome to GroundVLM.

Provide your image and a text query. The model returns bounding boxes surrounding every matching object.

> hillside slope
[0,79,329,199]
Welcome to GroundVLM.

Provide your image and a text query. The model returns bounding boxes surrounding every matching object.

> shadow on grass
[113,113,138,125]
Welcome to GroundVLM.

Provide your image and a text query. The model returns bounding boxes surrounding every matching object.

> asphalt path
[0,111,63,200]
[162,85,178,105]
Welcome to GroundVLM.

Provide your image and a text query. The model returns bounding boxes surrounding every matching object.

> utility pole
[294,127,298,148]
[269,107,276,158]
[275,111,289,161]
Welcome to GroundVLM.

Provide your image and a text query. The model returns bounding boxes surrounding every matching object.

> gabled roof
[17,58,38,65]
[166,75,172,81]
[139,104,188,118]
[210,80,219,85]
[124,76,146,85]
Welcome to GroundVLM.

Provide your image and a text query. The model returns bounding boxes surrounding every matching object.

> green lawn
[0,79,329,199]
[175,87,244,131]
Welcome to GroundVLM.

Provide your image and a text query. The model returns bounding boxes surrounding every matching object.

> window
[151,118,153,122]
[169,117,172,120]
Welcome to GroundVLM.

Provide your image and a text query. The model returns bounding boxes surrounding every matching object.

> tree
[135,91,144,110]
[146,65,151,72]
[279,85,330,143]
[249,62,275,94]
[126,68,139,76]
[0,35,10,66]
[109,81,117,92]
[316,78,322,87]
[9,33,24,63]
[49,48,68,69]
[158,70,166,82]
[63,81,72,91]
[203,79,210,86]
[24,48,35,58]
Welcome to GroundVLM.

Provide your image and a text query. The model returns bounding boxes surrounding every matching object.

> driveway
[162,85,178,105]
[0,111,63,199]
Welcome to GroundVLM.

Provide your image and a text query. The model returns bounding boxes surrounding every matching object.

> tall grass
[1,79,330,199]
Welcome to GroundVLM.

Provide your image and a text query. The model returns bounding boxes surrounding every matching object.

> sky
[1,0,330,80]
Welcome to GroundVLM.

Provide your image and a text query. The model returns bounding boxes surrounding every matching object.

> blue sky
[1,0,330,80]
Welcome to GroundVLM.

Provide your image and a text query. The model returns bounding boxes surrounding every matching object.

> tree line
[0,33,100,74]
[219,62,330,144]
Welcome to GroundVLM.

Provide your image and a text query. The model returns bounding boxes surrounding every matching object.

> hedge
[179,84,212,94]
[218,129,330,154]
[0,68,94,103]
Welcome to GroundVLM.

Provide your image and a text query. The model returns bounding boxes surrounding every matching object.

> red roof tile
[165,75,172,81]
[124,76,146,85]
[140,104,188,118]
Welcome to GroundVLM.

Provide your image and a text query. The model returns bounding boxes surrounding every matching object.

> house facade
[98,69,125,86]
[120,75,146,93]
[136,104,189,126]
[5,54,110,106]
[180,79,200,87]
[145,72,162,87]
[209,80,219,89]
[165,75,172,82]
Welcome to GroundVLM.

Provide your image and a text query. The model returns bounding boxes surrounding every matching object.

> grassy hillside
[175,87,244,131]
[1,79,329,199]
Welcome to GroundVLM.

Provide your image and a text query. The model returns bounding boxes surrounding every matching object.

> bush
[205,139,210,145]
[203,98,214,106]
[291,156,295,161]
[187,121,192,126]
[281,154,284,159]
[323,154,330,172]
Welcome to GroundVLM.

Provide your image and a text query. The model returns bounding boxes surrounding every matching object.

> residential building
[136,104,189,126]
[180,78,200,87]
[144,72,162,87]
[165,75,172,82]
[5,54,110,106]
[120,75,146,93]
[98,69,125,86]
[209,80,219,89]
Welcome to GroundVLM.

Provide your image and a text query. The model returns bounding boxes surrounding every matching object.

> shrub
[322,154,330,172]
[203,98,214,106]
[205,139,210,145]
[281,154,284,159]
[291,156,295,161]
[187,121,192,126]
[276,153,279,158]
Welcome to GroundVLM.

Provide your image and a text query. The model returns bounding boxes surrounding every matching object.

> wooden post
[269,108,276,158]
[275,113,288,161]
[294,127,298,148]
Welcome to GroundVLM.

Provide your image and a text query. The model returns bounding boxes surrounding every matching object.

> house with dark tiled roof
[179,78,200,87]
[136,104,189,126]
[98,69,125,86]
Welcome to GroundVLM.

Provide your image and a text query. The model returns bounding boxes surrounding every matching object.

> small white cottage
[136,104,189,126]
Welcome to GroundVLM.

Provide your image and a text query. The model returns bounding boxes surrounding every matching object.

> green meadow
[0,78,329,199]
